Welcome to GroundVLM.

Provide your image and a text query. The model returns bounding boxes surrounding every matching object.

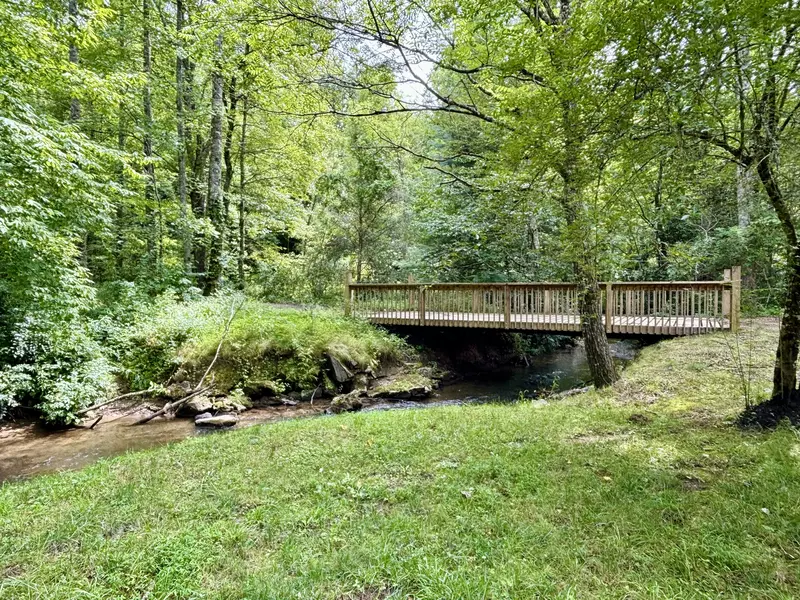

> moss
[369,372,433,397]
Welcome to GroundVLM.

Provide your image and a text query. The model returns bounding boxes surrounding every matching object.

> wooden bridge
[345,267,741,336]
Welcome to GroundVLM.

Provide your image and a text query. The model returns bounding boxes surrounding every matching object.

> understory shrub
[0,313,115,425]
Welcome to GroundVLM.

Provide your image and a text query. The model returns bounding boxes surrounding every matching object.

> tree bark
[238,83,248,288]
[142,0,158,266]
[754,153,800,402]
[176,0,191,270]
[223,75,238,206]
[185,46,207,281]
[115,3,127,278]
[559,106,617,388]
[204,32,225,294]
[736,163,754,228]
[578,271,617,388]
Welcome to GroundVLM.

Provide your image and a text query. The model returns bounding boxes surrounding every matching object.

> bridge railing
[345,267,740,335]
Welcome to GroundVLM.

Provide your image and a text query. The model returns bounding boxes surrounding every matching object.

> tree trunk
[142,0,158,266]
[559,107,617,388]
[186,52,207,281]
[736,163,754,228]
[114,4,126,278]
[238,86,248,288]
[223,75,238,211]
[578,271,617,388]
[176,0,191,270]
[754,153,800,402]
[116,98,126,277]
[204,32,225,295]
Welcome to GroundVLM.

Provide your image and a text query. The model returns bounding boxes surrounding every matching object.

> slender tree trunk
[223,75,238,214]
[114,3,127,278]
[68,0,80,122]
[142,0,158,266]
[736,163,754,228]
[559,108,617,388]
[176,0,191,270]
[238,87,248,288]
[116,99,127,277]
[735,37,753,229]
[185,50,207,280]
[204,32,225,294]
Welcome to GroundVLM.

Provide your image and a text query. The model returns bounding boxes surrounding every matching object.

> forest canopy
[1,0,798,423]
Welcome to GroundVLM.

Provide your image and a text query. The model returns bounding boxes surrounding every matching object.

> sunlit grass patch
[0,319,797,598]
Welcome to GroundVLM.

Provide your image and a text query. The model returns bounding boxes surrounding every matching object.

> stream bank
[0,339,639,482]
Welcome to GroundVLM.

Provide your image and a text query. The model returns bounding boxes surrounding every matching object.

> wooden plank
[504,285,511,329]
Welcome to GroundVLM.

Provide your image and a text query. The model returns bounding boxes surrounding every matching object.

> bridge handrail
[344,267,741,335]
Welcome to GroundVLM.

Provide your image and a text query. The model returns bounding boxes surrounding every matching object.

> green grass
[1,320,799,598]
[119,295,404,393]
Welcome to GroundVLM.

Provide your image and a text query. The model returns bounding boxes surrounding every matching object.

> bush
[1,313,115,425]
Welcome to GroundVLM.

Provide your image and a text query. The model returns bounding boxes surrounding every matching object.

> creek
[0,341,638,482]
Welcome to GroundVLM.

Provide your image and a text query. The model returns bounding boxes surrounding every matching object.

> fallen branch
[133,295,243,426]
[77,388,156,417]
[133,384,212,426]
[196,298,243,391]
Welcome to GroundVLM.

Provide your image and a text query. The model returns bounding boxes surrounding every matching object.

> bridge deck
[363,311,729,336]
[346,269,741,337]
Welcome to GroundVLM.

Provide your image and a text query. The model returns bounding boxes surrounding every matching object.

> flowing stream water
[0,341,638,483]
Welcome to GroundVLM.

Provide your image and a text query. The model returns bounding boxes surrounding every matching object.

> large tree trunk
[755,153,800,402]
[176,0,191,270]
[204,32,225,295]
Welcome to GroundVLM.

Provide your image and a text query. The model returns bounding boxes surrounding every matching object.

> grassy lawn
[1,321,798,599]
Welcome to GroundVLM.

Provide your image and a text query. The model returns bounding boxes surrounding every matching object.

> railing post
[344,271,352,316]
[731,266,741,332]
[418,285,426,326]
[722,268,731,326]
[605,282,613,333]
[504,284,511,329]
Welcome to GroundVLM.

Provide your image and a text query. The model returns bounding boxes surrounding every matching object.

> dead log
[76,388,156,417]
[133,384,212,426]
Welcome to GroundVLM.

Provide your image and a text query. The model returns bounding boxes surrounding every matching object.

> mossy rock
[368,373,433,399]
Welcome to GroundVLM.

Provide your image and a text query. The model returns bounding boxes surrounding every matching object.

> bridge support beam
[344,271,351,316]
[418,285,426,326]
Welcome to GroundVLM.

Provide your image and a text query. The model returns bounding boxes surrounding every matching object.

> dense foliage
[1,0,798,422]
